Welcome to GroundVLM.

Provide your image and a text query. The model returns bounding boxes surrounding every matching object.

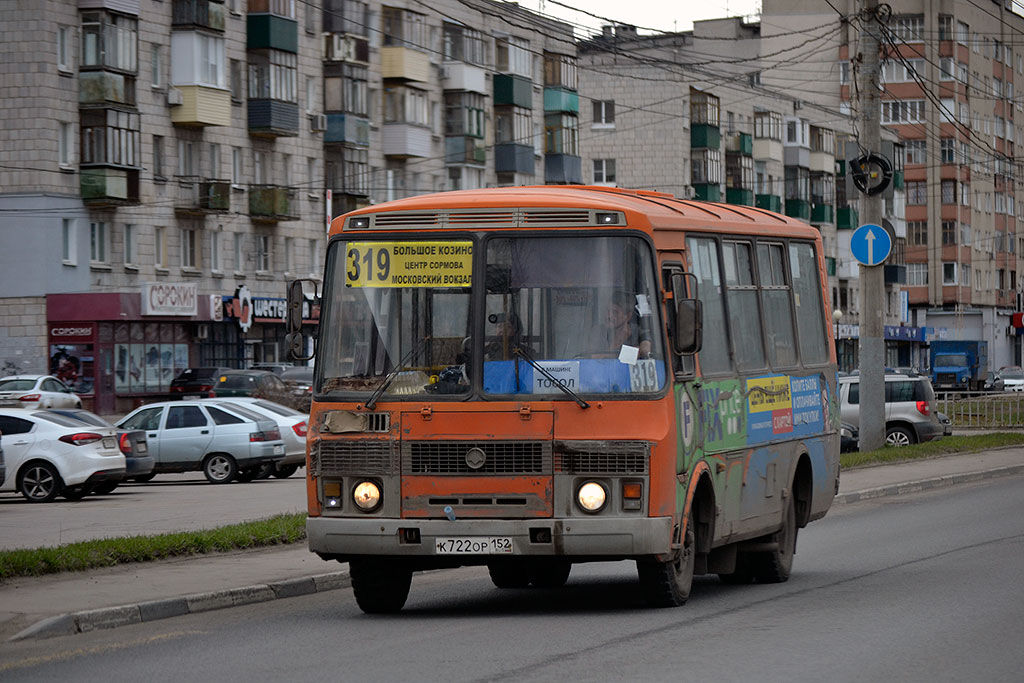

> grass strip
[840,431,1024,469]
[0,512,305,581]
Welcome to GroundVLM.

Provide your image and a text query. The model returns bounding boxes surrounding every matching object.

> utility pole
[857,0,886,451]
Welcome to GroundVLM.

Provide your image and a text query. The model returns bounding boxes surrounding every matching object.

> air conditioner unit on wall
[167,88,184,106]
[311,113,327,132]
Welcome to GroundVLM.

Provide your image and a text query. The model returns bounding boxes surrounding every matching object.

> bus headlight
[577,481,607,513]
[352,481,382,512]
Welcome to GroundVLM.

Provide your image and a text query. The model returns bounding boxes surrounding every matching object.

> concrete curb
[9,464,1024,642]
[8,569,351,642]
[834,463,1024,504]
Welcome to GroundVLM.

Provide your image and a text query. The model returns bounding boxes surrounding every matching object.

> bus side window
[686,236,733,375]
[789,242,829,365]
[756,242,798,368]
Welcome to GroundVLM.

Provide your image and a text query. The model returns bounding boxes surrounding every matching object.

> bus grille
[403,441,551,475]
[553,441,650,474]
[312,440,397,476]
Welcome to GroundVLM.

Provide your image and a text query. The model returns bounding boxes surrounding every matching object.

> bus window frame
[755,239,802,373]
[660,258,697,381]
[721,237,770,374]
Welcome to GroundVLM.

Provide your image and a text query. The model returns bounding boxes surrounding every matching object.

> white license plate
[435,537,513,555]
[102,437,117,449]
[273,444,285,455]
[0,400,18,407]
[135,442,148,453]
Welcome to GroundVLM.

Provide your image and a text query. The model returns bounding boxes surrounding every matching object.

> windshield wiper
[365,336,431,410]
[512,347,590,409]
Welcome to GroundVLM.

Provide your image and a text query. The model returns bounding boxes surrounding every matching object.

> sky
[518,0,763,36]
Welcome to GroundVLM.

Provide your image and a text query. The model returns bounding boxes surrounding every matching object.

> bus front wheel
[637,511,695,607]
[350,559,412,614]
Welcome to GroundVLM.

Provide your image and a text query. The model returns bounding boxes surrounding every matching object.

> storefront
[834,324,927,373]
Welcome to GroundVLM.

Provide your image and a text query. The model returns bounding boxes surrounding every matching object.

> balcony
[691,124,720,150]
[442,62,487,94]
[809,150,834,174]
[884,264,906,284]
[248,100,299,137]
[811,203,833,224]
[785,198,811,221]
[247,13,297,53]
[79,71,135,106]
[324,114,370,145]
[172,0,226,31]
[756,194,782,213]
[381,46,430,82]
[249,185,297,222]
[725,132,753,156]
[174,177,230,215]
[446,136,486,165]
[753,138,783,162]
[81,167,140,206]
[493,74,532,108]
[381,123,432,158]
[543,87,579,114]
[169,85,231,127]
[837,206,859,229]
[544,154,582,184]
[726,187,754,206]
[495,144,534,174]
[693,184,721,202]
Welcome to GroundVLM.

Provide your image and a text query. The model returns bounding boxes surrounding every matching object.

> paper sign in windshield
[345,241,473,288]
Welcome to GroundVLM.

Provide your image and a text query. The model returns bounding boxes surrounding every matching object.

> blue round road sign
[850,223,892,267]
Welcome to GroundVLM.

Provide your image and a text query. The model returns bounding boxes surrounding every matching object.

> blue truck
[930,340,989,391]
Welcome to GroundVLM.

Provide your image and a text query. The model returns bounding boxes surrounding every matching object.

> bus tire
[751,495,797,583]
[637,511,696,607]
[350,559,412,614]
[718,553,755,585]
[530,560,572,588]
[488,561,532,589]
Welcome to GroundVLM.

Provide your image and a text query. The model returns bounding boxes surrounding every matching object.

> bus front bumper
[307,515,673,559]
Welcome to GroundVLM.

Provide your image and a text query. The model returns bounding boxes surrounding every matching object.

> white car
[0,408,125,502]
[204,397,307,478]
[0,375,83,409]
[999,369,1024,391]
[116,400,286,484]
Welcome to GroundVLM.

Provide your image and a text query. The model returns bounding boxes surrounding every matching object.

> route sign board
[850,223,892,267]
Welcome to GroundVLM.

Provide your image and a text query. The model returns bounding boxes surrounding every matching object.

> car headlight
[576,481,607,513]
[352,480,382,512]
[840,426,853,438]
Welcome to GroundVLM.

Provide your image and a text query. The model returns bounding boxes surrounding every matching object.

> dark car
[840,422,859,453]
[280,367,314,410]
[170,367,231,398]
[46,408,155,494]
[212,370,291,403]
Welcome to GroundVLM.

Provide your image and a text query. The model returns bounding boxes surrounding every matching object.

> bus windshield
[316,233,665,399]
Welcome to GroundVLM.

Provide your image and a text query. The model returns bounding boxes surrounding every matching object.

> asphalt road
[0,473,307,550]
[2,477,1021,682]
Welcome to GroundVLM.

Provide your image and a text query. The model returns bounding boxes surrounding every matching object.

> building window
[593,159,616,184]
[81,12,138,72]
[384,85,429,125]
[905,180,926,205]
[785,166,810,201]
[543,52,578,89]
[210,232,221,272]
[891,15,924,42]
[124,223,136,265]
[381,6,428,50]
[181,228,198,268]
[231,147,242,186]
[838,61,849,84]
[942,262,957,285]
[443,22,487,66]
[907,221,927,245]
[544,113,579,155]
[256,234,271,271]
[151,135,165,179]
[150,43,163,88]
[248,50,297,102]
[907,262,928,286]
[309,239,320,275]
[495,106,531,145]
[250,0,296,18]
[691,89,720,126]
[444,91,485,138]
[324,64,368,116]
[754,110,782,140]
[284,237,294,273]
[177,139,195,177]
[941,180,956,204]
[155,226,167,268]
[881,58,924,83]
[962,264,971,288]
[693,149,723,185]
[344,147,369,195]
[957,21,969,45]
[727,154,754,189]
[233,232,243,271]
[593,100,615,126]
[230,59,243,101]
[62,219,76,264]
[81,109,140,167]
[58,122,73,167]
[940,138,955,164]
[57,26,72,71]
[495,35,531,77]
[904,139,926,165]
[90,221,107,263]
[881,100,925,124]
[942,220,956,245]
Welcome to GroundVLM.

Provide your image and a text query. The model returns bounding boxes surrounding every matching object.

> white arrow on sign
[865,227,876,264]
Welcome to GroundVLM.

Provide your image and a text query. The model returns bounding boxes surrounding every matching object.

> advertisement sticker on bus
[345,241,473,288]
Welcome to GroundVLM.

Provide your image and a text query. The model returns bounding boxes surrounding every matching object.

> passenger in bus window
[588,292,652,359]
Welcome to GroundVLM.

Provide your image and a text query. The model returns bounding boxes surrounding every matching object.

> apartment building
[0,0,575,413]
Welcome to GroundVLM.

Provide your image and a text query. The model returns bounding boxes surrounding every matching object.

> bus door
[398,407,555,519]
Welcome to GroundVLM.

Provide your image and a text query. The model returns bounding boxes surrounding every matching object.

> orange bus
[286,186,840,613]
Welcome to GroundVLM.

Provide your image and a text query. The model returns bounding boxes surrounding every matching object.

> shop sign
[884,325,923,342]
[49,323,95,341]
[142,283,198,316]
[210,295,223,322]
[223,285,253,333]
[222,293,320,327]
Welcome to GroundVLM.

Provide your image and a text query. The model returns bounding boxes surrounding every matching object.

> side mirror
[673,299,702,355]
[286,278,319,362]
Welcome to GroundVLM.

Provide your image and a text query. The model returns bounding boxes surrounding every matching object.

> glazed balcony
[80,167,140,206]
[172,0,226,31]
[249,185,297,222]
[174,176,230,215]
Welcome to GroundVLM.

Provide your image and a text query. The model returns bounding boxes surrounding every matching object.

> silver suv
[838,373,945,447]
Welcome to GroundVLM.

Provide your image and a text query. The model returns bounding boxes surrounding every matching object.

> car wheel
[350,559,412,614]
[92,481,119,496]
[61,484,92,501]
[637,509,696,607]
[132,473,157,483]
[18,462,62,503]
[235,466,259,483]
[273,464,299,479]
[885,425,915,447]
[203,453,237,484]
[256,463,275,479]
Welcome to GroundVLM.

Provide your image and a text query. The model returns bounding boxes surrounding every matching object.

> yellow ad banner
[345,241,473,288]
[747,375,792,413]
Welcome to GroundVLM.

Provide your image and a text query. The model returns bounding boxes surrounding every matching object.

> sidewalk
[3,448,1023,642]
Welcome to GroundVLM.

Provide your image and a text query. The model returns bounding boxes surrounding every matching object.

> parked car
[0,428,6,487]
[280,367,314,410]
[0,375,83,409]
[116,400,285,483]
[46,408,154,495]
[0,408,125,502]
[839,373,945,447]
[204,397,307,478]
[170,367,230,398]
[212,370,291,403]
[840,422,859,453]
[250,363,293,375]
[936,411,953,437]
[998,368,1024,392]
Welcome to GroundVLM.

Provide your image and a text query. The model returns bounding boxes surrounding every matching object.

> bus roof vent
[522,209,593,225]
[446,210,518,226]
[370,212,441,228]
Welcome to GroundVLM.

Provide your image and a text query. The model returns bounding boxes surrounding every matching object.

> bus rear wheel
[350,559,412,614]
[750,495,797,583]
[637,511,695,607]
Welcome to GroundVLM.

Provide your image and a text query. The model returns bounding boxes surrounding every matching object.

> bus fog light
[577,482,607,512]
[325,497,342,508]
[353,481,382,511]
